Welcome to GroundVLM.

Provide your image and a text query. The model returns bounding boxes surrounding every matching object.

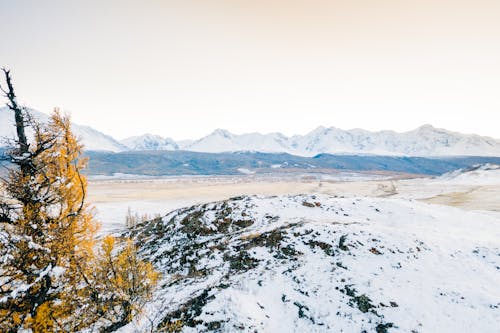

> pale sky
[1,0,499,140]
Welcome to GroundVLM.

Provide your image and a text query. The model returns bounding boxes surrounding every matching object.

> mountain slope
[122,194,500,332]
[0,107,126,152]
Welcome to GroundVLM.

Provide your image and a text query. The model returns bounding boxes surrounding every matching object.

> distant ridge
[124,125,500,157]
[2,106,499,156]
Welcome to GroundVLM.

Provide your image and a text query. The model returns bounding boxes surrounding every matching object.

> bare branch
[70,160,86,217]
[2,68,29,160]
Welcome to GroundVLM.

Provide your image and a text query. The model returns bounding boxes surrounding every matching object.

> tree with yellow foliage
[84,236,159,332]
[0,69,158,332]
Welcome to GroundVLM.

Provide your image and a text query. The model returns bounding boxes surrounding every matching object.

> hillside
[83,150,500,176]
[121,194,500,332]
[4,147,500,179]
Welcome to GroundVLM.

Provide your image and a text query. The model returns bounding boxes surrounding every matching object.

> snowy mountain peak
[210,128,234,139]
[416,124,436,132]
[193,128,234,143]
[184,129,292,154]
[121,133,179,151]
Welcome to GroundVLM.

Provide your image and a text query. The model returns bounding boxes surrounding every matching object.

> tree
[0,69,80,331]
[0,69,158,332]
[86,236,159,332]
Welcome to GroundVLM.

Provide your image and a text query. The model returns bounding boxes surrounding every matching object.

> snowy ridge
[4,106,499,156]
[129,125,500,156]
[0,107,127,152]
[122,194,500,332]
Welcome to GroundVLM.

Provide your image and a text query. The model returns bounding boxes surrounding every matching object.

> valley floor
[87,172,500,233]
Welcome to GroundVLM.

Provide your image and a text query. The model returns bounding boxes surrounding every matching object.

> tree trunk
[2,69,28,155]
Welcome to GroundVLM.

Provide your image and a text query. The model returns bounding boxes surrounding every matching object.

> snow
[434,163,500,185]
[118,194,500,333]
[237,168,255,175]
[50,266,66,278]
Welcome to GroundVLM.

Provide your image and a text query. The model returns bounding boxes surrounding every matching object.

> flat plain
[87,169,500,233]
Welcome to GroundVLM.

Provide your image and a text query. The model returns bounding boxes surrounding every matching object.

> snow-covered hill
[0,107,126,152]
[122,194,500,333]
[435,163,500,185]
[182,125,500,156]
[121,134,178,151]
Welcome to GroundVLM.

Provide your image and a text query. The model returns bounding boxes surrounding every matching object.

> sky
[1,0,499,140]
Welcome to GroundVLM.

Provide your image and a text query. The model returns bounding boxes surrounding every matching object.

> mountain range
[1,107,500,156]
[154,125,500,156]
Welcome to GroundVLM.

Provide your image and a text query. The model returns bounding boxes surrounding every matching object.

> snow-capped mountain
[121,134,178,151]
[183,129,290,153]
[181,125,500,156]
[122,194,500,332]
[290,125,500,156]
[4,105,499,156]
[0,107,127,152]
